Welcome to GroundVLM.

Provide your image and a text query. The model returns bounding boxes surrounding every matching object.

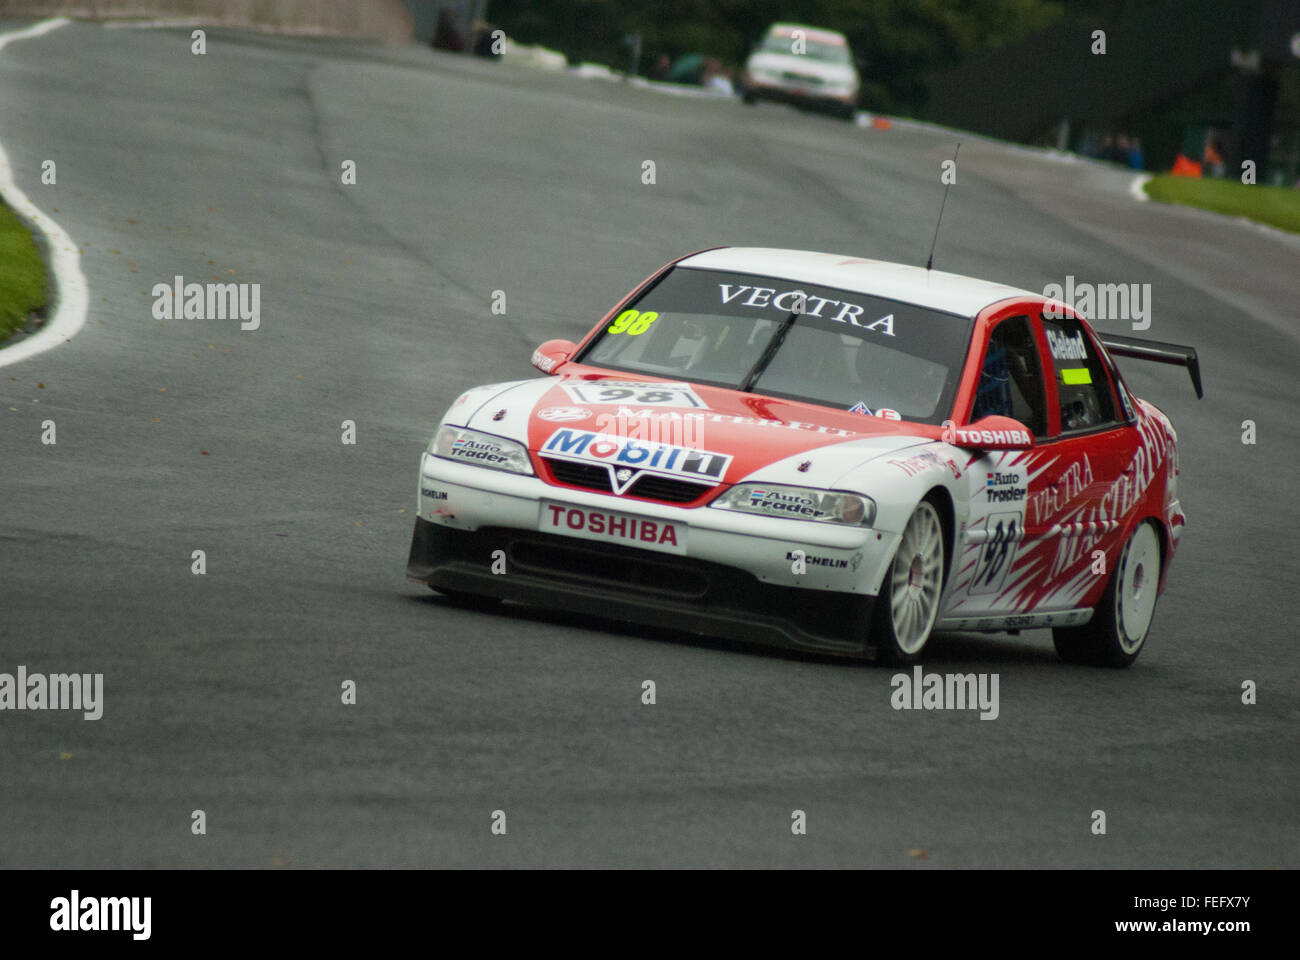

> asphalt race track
[1,21,1296,868]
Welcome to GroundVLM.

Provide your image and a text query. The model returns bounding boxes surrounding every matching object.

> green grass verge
[0,200,49,340]
[1143,175,1300,234]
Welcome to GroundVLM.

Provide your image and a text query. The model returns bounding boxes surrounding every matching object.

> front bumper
[744,79,856,113]
[407,451,899,656]
[406,517,873,656]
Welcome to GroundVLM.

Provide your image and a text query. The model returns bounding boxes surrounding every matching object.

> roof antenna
[925,142,960,273]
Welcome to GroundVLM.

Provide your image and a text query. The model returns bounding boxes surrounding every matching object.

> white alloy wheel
[885,500,945,658]
[1115,522,1160,653]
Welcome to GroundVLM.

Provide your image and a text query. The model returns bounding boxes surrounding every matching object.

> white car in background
[740,23,860,120]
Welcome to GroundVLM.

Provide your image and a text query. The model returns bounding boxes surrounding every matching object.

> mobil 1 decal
[541,428,732,489]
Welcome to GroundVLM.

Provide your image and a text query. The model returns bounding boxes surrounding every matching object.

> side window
[972,316,1047,438]
[1041,316,1118,432]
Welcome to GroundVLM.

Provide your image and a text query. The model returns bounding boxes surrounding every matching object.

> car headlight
[430,425,534,476]
[710,483,875,526]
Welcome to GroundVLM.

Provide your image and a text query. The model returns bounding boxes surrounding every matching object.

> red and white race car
[406,248,1201,667]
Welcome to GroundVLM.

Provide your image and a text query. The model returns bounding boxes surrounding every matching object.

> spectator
[701,58,734,95]
[1127,136,1144,170]
[433,10,465,52]
[1203,138,1225,177]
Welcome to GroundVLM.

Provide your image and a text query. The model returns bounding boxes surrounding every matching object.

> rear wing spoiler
[1096,333,1203,399]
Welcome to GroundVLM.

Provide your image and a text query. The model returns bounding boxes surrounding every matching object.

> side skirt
[935,608,1094,633]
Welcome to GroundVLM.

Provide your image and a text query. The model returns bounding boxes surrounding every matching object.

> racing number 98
[608,309,658,336]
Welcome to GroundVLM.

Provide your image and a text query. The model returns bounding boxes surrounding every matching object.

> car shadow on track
[404,591,1061,668]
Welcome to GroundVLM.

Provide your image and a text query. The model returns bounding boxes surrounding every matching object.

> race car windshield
[759,34,850,64]
[579,267,972,424]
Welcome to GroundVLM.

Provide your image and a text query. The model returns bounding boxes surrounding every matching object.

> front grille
[542,457,715,505]
[545,458,611,492]
[781,71,824,85]
[626,474,714,503]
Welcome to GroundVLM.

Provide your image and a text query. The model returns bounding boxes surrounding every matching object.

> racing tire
[870,499,946,663]
[1053,521,1161,668]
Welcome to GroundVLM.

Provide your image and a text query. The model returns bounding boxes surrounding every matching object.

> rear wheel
[1053,521,1161,668]
[870,500,946,663]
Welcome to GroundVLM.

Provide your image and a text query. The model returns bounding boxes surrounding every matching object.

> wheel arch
[922,484,956,590]
[1138,513,1171,594]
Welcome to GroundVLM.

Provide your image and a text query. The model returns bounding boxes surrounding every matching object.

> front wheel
[870,500,946,663]
[1053,521,1161,668]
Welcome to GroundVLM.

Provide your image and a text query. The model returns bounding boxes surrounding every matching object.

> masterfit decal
[599,407,854,437]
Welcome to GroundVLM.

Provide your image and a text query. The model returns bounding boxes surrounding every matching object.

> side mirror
[530,339,576,375]
[943,415,1034,450]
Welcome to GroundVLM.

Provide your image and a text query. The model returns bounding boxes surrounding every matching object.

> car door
[1014,312,1138,613]
[947,313,1051,617]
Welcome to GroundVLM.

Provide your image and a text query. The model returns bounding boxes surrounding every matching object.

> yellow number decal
[608,309,659,335]
[627,311,657,335]
[608,309,638,334]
